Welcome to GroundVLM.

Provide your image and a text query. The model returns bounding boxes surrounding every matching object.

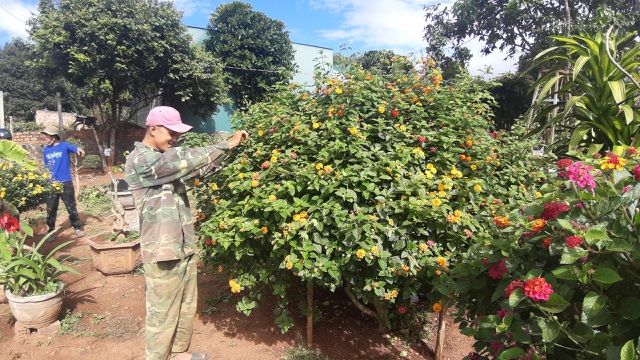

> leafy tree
[488,73,534,131]
[0,39,87,122]
[205,1,295,108]
[28,0,227,165]
[424,1,638,71]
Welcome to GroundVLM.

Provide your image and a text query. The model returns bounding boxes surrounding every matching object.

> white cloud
[0,0,37,42]
[311,0,517,77]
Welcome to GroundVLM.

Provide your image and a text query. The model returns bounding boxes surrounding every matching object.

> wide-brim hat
[40,126,60,136]
[146,106,192,133]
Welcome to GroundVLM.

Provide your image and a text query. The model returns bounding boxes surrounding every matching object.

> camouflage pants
[143,254,198,360]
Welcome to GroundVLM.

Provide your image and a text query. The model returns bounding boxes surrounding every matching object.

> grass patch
[78,185,112,215]
[281,345,331,360]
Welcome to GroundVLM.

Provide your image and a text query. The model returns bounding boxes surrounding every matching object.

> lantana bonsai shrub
[192,58,548,332]
[449,145,640,359]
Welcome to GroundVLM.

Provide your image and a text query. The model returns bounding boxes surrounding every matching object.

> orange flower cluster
[532,218,546,232]
[492,216,511,227]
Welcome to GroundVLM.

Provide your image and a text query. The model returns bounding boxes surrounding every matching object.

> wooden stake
[306,281,313,348]
[435,308,447,360]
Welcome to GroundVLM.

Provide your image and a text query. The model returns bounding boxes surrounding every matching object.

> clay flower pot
[6,283,65,329]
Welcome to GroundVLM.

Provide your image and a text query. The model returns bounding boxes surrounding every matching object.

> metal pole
[0,91,5,128]
[8,116,13,134]
[56,92,65,140]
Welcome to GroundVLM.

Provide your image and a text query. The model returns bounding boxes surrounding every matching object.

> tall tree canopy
[28,0,227,126]
[205,1,295,108]
[0,39,86,122]
[424,1,638,70]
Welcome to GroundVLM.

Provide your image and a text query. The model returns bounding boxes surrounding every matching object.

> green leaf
[537,318,560,342]
[497,347,526,360]
[538,293,570,313]
[568,322,595,343]
[592,267,623,285]
[620,297,640,320]
[620,340,636,360]
[509,288,526,308]
[560,247,589,264]
[581,292,612,327]
[552,265,579,280]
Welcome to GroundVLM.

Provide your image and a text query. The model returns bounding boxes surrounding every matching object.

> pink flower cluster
[505,277,554,301]
[523,277,554,301]
[565,161,597,193]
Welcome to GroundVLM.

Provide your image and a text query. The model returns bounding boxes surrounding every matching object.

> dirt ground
[0,171,474,360]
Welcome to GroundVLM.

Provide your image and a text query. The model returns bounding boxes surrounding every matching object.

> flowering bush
[191,57,549,333]
[0,140,59,212]
[448,145,640,359]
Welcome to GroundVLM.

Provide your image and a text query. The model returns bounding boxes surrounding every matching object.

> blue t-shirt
[43,142,78,182]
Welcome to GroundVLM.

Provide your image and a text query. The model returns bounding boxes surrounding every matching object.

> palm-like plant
[527,30,640,151]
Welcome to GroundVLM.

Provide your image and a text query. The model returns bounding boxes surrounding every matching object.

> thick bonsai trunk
[343,286,389,332]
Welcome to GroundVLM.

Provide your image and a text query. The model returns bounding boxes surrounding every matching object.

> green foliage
[424,1,637,72]
[488,73,534,131]
[12,121,45,132]
[193,58,548,332]
[59,309,84,335]
[29,0,227,126]
[0,220,79,296]
[450,147,640,359]
[78,185,112,215]
[0,39,87,122]
[104,230,140,244]
[282,345,331,360]
[0,141,58,212]
[528,30,640,151]
[178,132,219,148]
[205,1,295,107]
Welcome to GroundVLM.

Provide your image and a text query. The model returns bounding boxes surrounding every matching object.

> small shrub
[12,121,44,133]
[282,345,331,360]
[78,185,111,214]
[0,160,59,212]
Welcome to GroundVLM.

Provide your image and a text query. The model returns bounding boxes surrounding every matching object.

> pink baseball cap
[146,106,193,133]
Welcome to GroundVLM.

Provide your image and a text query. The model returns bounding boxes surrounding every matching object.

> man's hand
[77,148,86,157]
[227,130,249,149]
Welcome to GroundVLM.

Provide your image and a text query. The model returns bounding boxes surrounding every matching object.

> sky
[0,0,518,77]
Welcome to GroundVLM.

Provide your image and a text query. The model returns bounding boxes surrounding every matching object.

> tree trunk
[343,286,387,332]
[306,281,313,349]
[435,308,447,360]
[91,126,107,173]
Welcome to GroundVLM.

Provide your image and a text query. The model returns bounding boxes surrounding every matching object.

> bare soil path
[0,171,474,360]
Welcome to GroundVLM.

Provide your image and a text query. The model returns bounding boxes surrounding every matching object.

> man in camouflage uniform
[125,106,247,360]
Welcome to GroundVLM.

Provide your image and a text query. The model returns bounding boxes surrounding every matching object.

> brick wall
[12,127,147,167]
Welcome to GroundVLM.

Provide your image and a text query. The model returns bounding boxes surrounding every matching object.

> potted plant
[85,230,141,275]
[0,213,79,329]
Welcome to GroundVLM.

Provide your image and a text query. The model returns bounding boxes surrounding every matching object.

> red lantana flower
[505,280,524,297]
[542,237,552,249]
[523,277,554,301]
[0,213,19,232]
[540,202,570,220]
[391,109,399,117]
[398,306,407,314]
[565,236,583,248]
[488,258,508,279]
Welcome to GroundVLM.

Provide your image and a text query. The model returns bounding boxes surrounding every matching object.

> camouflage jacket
[124,141,229,263]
